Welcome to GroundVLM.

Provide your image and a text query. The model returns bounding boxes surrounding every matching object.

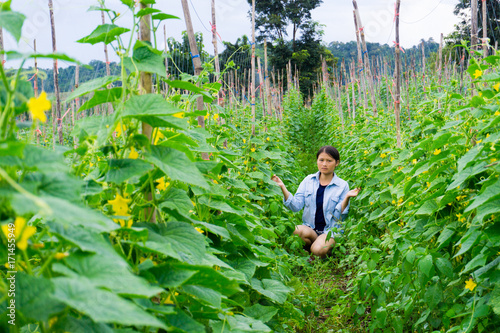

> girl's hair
[316,146,340,162]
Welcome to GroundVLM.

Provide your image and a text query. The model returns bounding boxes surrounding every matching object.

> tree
[448,0,500,48]
[247,0,322,52]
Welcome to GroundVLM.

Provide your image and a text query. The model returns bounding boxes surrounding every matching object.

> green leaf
[77,24,130,45]
[419,255,433,277]
[251,278,291,304]
[79,88,123,111]
[165,310,204,333]
[152,13,181,21]
[166,80,214,103]
[447,162,488,191]
[0,10,26,42]
[182,285,222,308]
[462,253,487,275]
[489,284,500,315]
[55,252,163,298]
[435,257,454,279]
[42,196,118,232]
[485,223,500,244]
[105,158,154,184]
[133,222,206,264]
[136,7,161,17]
[121,93,183,118]
[424,283,442,309]
[52,316,114,333]
[436,227,455,249]
[53,278,167,329]
[145,146,208,189]
[465,177,500,212]
[198,195,245,214]
[243,304,278,323]
[123,41,166,77]
[66,76,121,102]
[222,315,272,332]
[16,272,65,321]
[47,222,121,258]
[431,132,452,150]
[148,263,198,288]
[454,230,481,257]
[416,200,438,215]
[159,187,194,215]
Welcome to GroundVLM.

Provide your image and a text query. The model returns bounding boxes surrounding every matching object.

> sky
[6,0,462,68]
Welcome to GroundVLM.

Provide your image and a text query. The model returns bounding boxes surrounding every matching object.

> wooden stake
[181,0,208,158]
[353,10,367,113]
[394,0,401,148]
[251,0,256,135]
[211,0,221,104]
[34,39,40,145]
[48,0,62,145]
[264,39,272,117]
[353,0,377,116]
[482,0,488,57]
[471,0,479,50]
[101,4,112,115]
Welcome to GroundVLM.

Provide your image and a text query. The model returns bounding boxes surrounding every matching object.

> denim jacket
[283,171,350,234]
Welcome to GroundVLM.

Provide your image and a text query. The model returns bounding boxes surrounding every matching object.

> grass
[292,249,370,332]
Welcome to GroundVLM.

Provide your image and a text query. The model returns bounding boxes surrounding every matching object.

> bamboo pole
[181,0,208,158]
[211,0,221,104]
[257,57,265,118]
[482,0,488,57]
[0,28,3,63]
[394,0,401,148]
[353,0,377,116]
[471,0,479,50]
[48,0,62,145]
[264,39,272,117]
[34,40,40,145]
[101,4,112,115]
[251,0,256,135]
[353,11,367,113]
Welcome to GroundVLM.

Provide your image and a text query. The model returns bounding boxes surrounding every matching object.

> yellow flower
[380,153,387,158]
[473,69,483,79]
[370,202,373,205]
[364,150,368,155]
[434,149,441,155]
[28,91,51,123]
[495,111,500,116]
[251,148,256,152]
[391,157,395,162]
[213,179,218,184]
[243,139,246,143]
[153,128,165,144]
[412,159,417,164]
[115,122,126,137]
[494,83,500,92]
[156,177,169,191]
[465,278,477,291]
[1,217,36,251]
[108,194,131,216]
[195,227,204,234]
[128,147,139,159]
[173,112,184,119]
[114,217,133,228]
[213,113,219,120]
[244,160,248,165]
[266,137,270,141]
[54,252,69,260]
[392,200,396,204]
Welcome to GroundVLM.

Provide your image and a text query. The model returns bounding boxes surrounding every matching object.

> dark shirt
[314,184,327,232]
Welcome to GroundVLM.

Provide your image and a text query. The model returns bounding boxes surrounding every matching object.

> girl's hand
[271,175,284,187]
[347,187,361,198]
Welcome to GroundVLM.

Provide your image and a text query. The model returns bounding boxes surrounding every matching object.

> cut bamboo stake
[257,57,265,118]
[163,24,169,94]
[353,10,367,113]
[394,0,402,148]
[353,0,377,116]
[101,3,112,115]
[471,0,479,50]
[482,0,488,57]
[181,0,208,159]
[34,39,40,145]
[0,28,3,62]
[251,0,256,135]
[264,39,272,117]
[211,0,221,105]
[48,0,62,145]
[139,2,156,223]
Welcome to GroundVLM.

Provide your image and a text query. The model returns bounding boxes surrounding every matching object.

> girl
[272,146,360,257]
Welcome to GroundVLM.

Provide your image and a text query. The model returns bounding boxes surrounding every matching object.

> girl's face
[317,152,339,176]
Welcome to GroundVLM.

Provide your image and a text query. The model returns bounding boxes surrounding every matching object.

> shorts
[314,229,325,236]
